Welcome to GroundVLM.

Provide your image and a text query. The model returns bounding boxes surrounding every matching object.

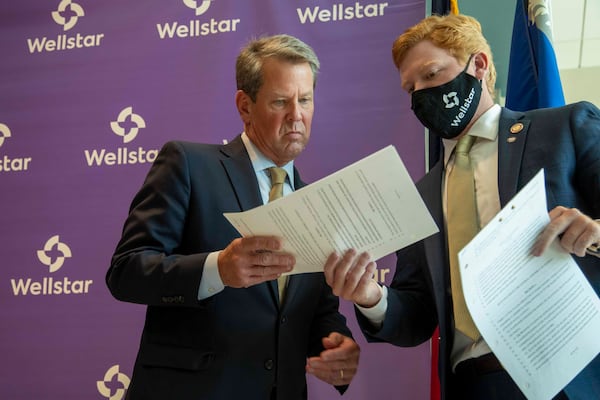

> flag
[506,0,565,111]
[430,0,459,15]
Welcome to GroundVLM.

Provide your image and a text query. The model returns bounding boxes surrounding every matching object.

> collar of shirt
[241,132,295,203]
[442,104,501,167]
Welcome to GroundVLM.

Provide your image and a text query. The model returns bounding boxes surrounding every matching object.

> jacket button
[264,359,274,370]
[280,315,287,324]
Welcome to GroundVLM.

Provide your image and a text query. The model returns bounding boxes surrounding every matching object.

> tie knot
[269,167,287,185]
[455,134,476,155]
[268,167,287,202]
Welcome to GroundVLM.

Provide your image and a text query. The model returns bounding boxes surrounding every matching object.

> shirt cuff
[197,251,225,300]
[355,284,388,329]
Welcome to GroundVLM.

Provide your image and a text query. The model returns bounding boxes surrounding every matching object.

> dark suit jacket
[107,136,351,400]
[357,101,600,399]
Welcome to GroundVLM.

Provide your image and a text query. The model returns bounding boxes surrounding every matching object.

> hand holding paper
[458,170,600,400]
[217,236,294,288]
[224,145,439,275]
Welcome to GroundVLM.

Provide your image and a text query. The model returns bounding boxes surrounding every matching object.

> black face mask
[410,57,482,139]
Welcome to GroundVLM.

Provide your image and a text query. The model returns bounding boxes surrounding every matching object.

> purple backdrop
[0,1,430,398]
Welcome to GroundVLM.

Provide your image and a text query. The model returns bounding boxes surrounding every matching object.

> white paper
[459,169,600,400]
[224,145,439,275]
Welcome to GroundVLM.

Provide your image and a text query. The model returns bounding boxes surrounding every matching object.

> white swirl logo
[443,91,460,109]
[37,235,72,273]
[51,0,85,31]
[110,106,146,143]
[0,123,11,147]
[183,0,212,16]
[97,365,130,400]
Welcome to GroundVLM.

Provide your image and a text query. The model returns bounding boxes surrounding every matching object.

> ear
[472,52,489,81]
[235,90,252,123]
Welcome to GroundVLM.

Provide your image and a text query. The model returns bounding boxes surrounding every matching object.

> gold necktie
[447,135,480,340]
[268,167,288,304]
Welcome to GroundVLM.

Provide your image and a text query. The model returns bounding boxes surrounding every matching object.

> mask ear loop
[463,54,483,87]
[465,54,485,88]
[463,54,475,73]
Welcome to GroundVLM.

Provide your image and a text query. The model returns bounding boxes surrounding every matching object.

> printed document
[459,169,600,400]
[224,145,439,274]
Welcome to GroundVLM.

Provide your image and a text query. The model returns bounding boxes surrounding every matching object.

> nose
[288,101,302,121]
[412,80,427,93]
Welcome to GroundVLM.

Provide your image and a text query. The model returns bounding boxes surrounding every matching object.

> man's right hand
[218,236,295,288]
[323,249,382,308]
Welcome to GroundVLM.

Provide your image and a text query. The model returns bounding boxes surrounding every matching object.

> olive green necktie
[447,135,480,340]
[268,167,288,304]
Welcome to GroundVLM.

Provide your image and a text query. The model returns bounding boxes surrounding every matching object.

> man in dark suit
[107,34,360,400]
[321,14,599,400]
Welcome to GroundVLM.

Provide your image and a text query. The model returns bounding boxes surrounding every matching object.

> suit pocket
[140,306,216,371]
[139,341,215,371]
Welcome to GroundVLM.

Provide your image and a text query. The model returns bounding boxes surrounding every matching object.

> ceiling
[552,0,600,69]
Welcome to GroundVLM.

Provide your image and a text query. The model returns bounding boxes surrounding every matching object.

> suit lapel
[220,137,309,307]
[220,136,280,303]
[220,136,263,211]
[497,108,530,207]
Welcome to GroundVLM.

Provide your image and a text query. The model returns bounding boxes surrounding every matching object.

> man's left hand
[305,332,360,386]
[533,206,600,257]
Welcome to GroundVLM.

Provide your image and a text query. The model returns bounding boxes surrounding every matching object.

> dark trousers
[452,353,569,400]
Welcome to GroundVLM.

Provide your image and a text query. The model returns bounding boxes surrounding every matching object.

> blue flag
[505,0,565,111]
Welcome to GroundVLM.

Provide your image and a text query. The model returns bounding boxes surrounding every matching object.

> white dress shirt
[197,132,294,300]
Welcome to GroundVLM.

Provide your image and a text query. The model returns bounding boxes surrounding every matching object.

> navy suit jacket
[357,101,600,399]
[107,136,351,400]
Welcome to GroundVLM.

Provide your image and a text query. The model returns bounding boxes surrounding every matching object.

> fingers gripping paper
[224,145,439,275]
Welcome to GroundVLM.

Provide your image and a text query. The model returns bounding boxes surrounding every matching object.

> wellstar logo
[450,87,476,127]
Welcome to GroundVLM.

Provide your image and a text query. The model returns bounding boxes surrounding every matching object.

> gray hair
[236,34,320,102]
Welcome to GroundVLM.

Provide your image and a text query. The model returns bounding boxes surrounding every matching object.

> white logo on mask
[443,92,460,109]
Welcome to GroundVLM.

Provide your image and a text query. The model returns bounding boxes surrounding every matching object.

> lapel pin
[510,123,524,134]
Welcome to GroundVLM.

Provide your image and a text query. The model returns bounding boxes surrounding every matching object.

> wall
[0,1,432,399]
